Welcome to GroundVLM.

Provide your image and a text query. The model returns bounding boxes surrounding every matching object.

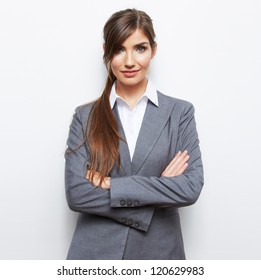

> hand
[161,150,189,177]
[86,170,111,190]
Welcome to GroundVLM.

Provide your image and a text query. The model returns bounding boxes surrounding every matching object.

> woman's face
[110,28,157,90]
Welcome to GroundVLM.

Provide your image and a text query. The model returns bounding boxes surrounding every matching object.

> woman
[65,8,203,260]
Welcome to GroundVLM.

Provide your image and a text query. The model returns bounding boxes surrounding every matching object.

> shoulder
[73,100,97,122]
[157,91,194,114]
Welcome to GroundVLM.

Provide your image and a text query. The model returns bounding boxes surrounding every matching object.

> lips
[121,69,140,78]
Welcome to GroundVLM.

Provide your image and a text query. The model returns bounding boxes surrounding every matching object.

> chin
[119,76,147,87]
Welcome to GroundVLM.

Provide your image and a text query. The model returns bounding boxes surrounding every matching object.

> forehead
[121,29,150,46]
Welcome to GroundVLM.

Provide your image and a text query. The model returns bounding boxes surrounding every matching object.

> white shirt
[110,80,158,160]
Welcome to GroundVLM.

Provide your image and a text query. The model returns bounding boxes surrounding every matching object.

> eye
[115,47,125,54]
[136,46,147,53]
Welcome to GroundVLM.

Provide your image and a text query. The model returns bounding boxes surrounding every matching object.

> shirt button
[120,200,126,206]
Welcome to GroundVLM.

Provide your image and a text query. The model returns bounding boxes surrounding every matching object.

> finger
[164,150,188,174]
[163,151,182,174]
[175,154,190,172]
[167,151,182,167]
[162,152,189,177]
[101,177,111,190]
[164,160,188,177]
[86,170,101,187]
[176,162,188,176]
[172,150,188,166]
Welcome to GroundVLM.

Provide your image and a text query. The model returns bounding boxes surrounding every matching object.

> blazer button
[134,222,140,228]
[120,200,126,206]
[127,219,133,226]
[133,200,139,206]
[126,200,132,206]
[122,218,127,224]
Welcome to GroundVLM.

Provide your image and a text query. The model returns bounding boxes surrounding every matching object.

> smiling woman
[64,8,204,260]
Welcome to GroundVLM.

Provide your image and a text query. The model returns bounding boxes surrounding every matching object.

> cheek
[110,57,122,72]
[137,54,152,68]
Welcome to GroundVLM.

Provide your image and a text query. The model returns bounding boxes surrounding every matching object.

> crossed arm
[87,150,190,189]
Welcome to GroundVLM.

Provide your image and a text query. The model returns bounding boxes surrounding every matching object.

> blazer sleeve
[65,107,155,232]
[110,103,204,208]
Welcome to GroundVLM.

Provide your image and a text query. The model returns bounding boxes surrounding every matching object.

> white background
[0,0,260,259]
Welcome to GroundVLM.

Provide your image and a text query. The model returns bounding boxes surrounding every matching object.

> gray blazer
[65,91,204,259]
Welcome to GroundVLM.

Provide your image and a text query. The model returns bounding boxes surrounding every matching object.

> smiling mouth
[121,70,140,77]
[121,70,140,73]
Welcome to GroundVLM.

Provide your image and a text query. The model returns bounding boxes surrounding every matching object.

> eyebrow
[134,42,150,47]
[120,42,150,48]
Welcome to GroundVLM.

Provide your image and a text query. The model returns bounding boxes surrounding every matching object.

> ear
[151,43,157,59]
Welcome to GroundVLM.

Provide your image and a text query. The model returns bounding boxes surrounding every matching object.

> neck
[116,79,148,109]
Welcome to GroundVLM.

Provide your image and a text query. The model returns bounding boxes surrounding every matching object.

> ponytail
[86,70,123,185]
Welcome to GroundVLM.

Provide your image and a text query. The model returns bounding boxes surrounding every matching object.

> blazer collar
[113,91,174,175]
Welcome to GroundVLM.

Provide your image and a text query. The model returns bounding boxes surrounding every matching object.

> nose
[124,52,135,68]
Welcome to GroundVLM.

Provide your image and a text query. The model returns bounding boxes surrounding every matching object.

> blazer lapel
[131,92,174,174]
[112,104,132,176]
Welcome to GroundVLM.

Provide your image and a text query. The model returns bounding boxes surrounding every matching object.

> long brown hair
[87,8,156,184]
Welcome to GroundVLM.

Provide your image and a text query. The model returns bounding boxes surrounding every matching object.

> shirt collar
[109,79,159,109]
